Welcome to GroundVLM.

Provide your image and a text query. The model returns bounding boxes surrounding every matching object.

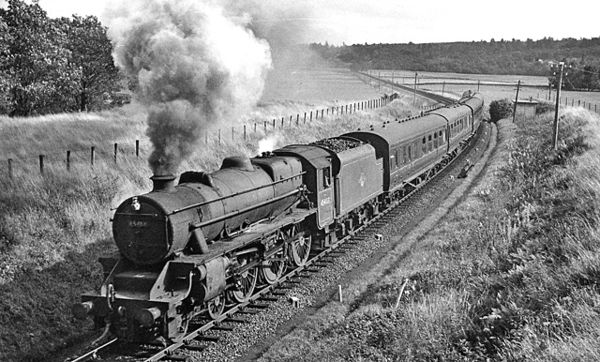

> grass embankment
[259,107,600,361]
[0,95,422,361]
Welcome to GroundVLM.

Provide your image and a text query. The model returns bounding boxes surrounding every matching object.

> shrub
[488,99,513,122]
[535,101,555,115]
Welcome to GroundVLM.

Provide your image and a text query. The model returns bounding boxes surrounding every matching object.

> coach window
[404,146,409,163]
[439,130,444,143]
[323,167,331,189]
[422,137,427,154]
[394,149,399,168]
[428,134,433,151]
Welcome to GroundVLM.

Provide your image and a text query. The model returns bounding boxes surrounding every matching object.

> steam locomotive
[73,92,485,342]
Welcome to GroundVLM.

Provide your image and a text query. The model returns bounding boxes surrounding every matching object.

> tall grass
[0,96,420,360]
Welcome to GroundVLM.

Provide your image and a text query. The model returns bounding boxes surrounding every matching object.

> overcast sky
[30,0,600,44]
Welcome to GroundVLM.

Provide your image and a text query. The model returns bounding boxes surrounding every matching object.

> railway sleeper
[195,335,220,342]
[181,344,205,352]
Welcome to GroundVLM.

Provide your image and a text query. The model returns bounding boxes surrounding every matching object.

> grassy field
[262,68,383,103]
[0,88,424,360]
[258,107,600,361]
[369,69,600,108]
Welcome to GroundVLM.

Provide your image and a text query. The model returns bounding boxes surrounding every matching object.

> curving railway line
[67,107,491,362]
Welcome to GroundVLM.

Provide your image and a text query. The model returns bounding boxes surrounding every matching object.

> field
[370,69,600,107]
[0,67,429,361]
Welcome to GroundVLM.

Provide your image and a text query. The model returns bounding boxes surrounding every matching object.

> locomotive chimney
[151,174,176,193]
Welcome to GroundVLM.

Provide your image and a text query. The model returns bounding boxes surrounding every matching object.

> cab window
[322,167,331,189]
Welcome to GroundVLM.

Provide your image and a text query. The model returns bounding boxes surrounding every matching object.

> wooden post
[290,115,293,126]
[578,100,581,106]
[254,122,257,133]
[477,79,480,92]
[218,129,221,145]
[66,150,71,171]
[565,97,567,106]
[304,112,307,124]
[548,81,552,101]
[321,109,324,118]
[7,158,13,179]
[553,62,564,151]
[296,114,299,125]
[512,80,521,123]
[231,126,234,141]
[205,131,208,145]
[310,111,312,122]
[281,117,284,128]
[39,155,44,175]
[413,72,418,105]
[244,125,247,140]
[135,140,140,158]
[264,121,267,133]
[272,119,276,129]
[90,146,95,166]
[442,81,445,96]
[338,285,343,303]
[114,143,118,163]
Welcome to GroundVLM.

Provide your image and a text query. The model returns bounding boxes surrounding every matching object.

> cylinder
[136,307,162,327]
[73,301,94,320]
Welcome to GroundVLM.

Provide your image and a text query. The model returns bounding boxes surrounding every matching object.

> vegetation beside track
[259,107,600,361]
[0,97,421,361]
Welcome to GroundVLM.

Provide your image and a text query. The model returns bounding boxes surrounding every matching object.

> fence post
[244,125,247,140]
[310,111,312,122]
[596,104,597,113]
[272,119,276,129]
[7,158,12,179]
[114,143,118,163]
[231,126,235,141]
[572,99,574,106]
[39,155,45,175]
[218,129,221,145]
[264,121,267,133]
[136,140,140,158]
[578,100,581,106]
[296,114,299,125]
[281,117,284,128]
[66,150,71,171]
[254,122,257,133]
[90,146,95,166]
[205,131,208,145]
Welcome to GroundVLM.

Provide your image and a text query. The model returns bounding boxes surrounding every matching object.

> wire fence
[3,97,395,179]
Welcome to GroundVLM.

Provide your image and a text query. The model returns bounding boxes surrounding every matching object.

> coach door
[317,166,335,228]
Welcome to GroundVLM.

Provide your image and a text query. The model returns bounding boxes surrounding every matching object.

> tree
[60,15,120,111]
[0,17,14,114]
[0,0,78,116]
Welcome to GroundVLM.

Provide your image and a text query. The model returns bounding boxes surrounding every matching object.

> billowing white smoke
[257,134,284,154]
[108,0,272,175]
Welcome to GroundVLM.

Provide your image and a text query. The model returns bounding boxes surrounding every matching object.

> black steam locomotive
[73,92,485,342]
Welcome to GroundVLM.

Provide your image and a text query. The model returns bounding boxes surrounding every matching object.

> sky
[23,0,600,44]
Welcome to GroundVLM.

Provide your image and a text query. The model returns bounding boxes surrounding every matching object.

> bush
[488,99,513,122]
[535,101,555,115]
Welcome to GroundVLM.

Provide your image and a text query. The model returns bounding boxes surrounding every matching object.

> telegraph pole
[413,72,418,105]
[512,80,521,123]
[552,62,564,151]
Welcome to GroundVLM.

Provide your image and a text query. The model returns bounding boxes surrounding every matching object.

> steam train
[73,92,485,342]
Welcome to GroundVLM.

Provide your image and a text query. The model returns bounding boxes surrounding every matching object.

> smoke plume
[108,0,272,175]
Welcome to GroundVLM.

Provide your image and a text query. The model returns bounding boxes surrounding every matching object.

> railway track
[67,121,491,362]
[357,71,457,105]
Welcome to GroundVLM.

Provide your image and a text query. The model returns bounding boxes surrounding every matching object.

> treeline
[0,0,123,116]
[311,37,600,90]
